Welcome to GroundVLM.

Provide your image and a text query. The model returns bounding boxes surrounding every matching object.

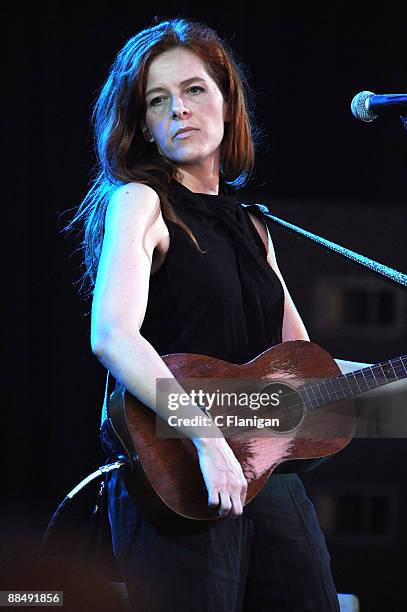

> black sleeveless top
[139,180,284,364]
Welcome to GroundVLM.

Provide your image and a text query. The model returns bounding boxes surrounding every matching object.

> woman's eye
[150,96,164,107]
[148,86,204,107]
[188,86,204,95]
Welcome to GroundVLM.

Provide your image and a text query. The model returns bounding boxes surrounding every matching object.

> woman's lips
[173,128,198,139]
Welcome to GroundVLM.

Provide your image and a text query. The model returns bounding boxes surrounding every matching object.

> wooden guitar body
[107,340,357,521]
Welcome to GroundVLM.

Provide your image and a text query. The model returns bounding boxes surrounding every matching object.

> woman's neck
[175,159,220,195]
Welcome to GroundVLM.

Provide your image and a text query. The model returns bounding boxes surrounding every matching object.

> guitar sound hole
[258,382,304,432]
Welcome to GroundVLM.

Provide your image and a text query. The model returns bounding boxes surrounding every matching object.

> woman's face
[143,47,229,170]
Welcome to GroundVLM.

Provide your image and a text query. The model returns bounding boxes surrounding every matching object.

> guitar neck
[301,355,407,410]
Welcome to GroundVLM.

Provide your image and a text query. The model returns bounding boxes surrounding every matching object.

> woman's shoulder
[106,181,164,226]
[110,181,161,207]
[104,182,163,239]
[106,182,169,257]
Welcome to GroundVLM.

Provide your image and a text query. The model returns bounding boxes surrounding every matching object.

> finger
[218,491,232,517]
[207,488,219,507]
[229,495,243,519]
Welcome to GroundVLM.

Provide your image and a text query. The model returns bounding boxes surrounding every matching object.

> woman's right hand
[194,437,248,519]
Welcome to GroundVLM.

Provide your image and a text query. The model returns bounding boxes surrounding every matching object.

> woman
[67,18,342,611]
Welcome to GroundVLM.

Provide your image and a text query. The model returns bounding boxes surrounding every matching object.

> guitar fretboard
[300,356,407,410]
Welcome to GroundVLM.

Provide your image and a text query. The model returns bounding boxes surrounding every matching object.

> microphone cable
[38,457,127,561]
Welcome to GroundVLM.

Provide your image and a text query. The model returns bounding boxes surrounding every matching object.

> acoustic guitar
[105,340,406,521]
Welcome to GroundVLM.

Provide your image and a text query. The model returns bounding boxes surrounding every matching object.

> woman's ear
[141,124,154,143]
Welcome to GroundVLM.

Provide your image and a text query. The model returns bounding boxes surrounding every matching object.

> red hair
[64,18,258,298]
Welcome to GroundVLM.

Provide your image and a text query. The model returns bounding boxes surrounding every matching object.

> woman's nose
[171,96,191,119]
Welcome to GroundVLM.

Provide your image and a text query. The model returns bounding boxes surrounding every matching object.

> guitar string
[189,354,407,413]
[177,355,407,436]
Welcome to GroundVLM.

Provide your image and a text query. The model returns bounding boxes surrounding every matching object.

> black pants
[106,467,340,612]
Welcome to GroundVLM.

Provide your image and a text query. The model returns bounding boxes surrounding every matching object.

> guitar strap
[241,203,407,289]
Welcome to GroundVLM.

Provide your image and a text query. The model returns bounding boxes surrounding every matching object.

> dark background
[3,2,406,610]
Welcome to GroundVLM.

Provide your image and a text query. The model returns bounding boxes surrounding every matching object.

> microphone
[351,91,407,122]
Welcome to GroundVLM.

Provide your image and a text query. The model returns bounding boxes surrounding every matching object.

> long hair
[64,17,259,299]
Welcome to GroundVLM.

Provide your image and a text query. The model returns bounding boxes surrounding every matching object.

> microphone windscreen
[351,90,377,122]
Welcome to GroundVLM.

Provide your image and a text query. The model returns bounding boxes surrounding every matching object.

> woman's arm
[334,358,372,374]
[91,182,222,439]
[92,182,247,517]
[248,212,309,342]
